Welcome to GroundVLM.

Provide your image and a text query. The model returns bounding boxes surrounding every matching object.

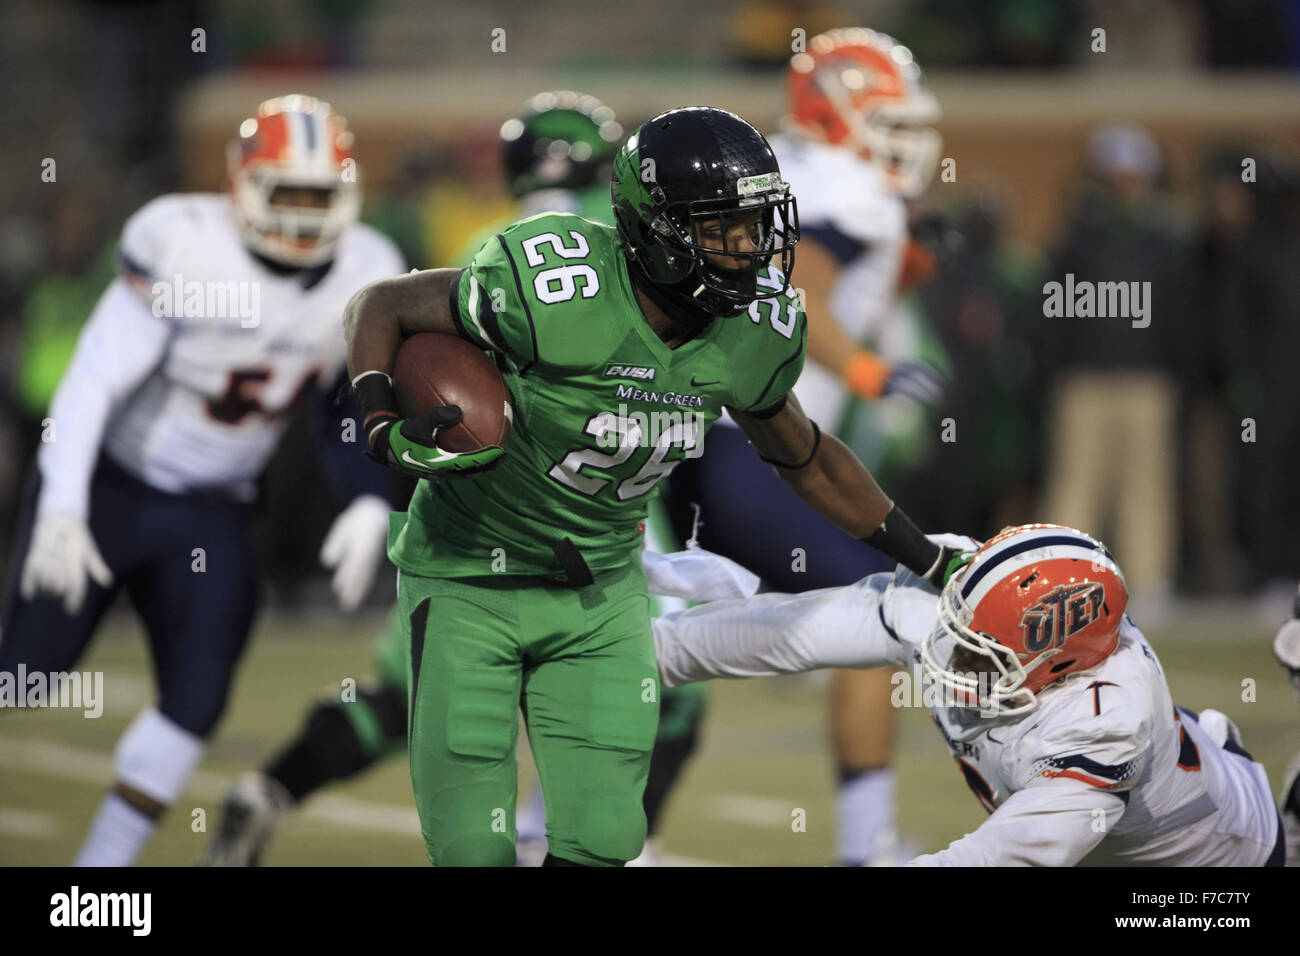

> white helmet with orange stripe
[227,94,361,268]
[786,28,941,198]
[920,524,1129,718]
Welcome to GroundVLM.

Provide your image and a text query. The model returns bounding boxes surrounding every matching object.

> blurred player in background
[201,91,703,866]
[454,90,624,260]
[1274,587,1300,864]
[0,95,404,866]
[662,28,946,864]
[656,524,1286,866]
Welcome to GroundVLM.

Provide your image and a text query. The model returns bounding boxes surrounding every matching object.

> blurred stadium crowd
[1,0,1299,613]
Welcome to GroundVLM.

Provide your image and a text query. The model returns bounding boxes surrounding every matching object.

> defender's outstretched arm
[654,576,906,689]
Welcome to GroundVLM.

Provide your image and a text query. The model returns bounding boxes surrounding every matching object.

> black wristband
[865,505,941,580]
[352,371,399,450]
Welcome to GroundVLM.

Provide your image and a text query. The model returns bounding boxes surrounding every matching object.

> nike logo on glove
[401,447,461,470]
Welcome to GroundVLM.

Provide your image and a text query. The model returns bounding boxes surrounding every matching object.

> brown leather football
[392,332,511,452]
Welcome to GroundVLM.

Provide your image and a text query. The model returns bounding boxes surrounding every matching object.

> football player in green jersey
[347,106,961,866]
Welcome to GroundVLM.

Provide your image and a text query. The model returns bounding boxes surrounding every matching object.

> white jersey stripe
[466,275,494,346]
[964,544,1124,608]
[961,529,1121,606]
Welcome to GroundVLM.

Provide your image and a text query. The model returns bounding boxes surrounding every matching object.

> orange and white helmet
[787,28,941,198]
[227,94,361,267]
[920,524,1129,718]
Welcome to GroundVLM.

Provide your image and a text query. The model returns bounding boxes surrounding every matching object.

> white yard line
[0,734,418,836]
[705,793,804,828]
[0,734,730,863]
[0,807,58,838]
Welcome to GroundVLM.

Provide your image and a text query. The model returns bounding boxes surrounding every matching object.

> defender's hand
[883,361,946,406]
[20,512,114,615]
[370,405,504,479]
[923,533,981,588]
[320,494,391,612]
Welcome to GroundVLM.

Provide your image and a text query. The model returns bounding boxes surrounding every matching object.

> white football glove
[20,511,114,616]
[319,495,391,612]
[883,361,947,406]
[1275,618,1300,695]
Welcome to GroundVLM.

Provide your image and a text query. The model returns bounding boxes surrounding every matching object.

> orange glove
[844,351,891,398]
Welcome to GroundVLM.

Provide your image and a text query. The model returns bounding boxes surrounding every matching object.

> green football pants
[398,561,659,867]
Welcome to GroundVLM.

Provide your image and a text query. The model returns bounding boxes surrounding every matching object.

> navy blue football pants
[664,422,893,591]
[0,457,259,737]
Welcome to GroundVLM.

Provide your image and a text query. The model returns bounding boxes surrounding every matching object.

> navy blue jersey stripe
[961,534,1113,599]
[800,223,868,266]
[1045,753,1135,781]
[301,111,317,153]
[118,250,154,283]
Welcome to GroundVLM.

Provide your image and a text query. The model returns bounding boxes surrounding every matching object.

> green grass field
[1,604,1295,866]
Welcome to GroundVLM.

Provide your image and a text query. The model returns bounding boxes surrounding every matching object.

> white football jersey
[654,560,1280,866]
[38,194,404,516]
[768,134,910,431]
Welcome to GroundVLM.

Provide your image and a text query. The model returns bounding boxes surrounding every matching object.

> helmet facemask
[230,162,360,268]
[648,185,799,318]
[919,582,1039,718]
[612,108,801,325]
[855,104,942,199]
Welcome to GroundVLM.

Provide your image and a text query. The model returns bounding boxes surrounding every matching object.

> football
[392,332,511,452]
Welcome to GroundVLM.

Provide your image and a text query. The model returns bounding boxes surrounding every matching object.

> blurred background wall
[2,0,1298,609]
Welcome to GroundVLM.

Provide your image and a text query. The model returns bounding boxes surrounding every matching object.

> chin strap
[629,260,715,333]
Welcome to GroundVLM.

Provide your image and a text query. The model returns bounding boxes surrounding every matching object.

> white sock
[73,793,159,867]
[516,780,548,843]
[836,767,897,865]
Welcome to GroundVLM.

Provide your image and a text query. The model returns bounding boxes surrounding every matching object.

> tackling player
[654,524,1286,866]
[345,106,962,866]
[0,95,405,866]
[662,28,946,864]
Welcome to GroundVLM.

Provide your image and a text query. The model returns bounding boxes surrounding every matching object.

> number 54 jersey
[40,193,405,515]
[388,212,807,581]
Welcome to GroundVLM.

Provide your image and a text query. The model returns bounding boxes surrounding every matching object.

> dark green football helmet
[611,106,799,321]
[500,91,623,198]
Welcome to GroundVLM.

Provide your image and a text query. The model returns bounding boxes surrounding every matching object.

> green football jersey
[388,211,806,580]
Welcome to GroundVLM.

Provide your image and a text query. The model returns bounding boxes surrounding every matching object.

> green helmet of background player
[500,91,623,199]
[611,106,800,325]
